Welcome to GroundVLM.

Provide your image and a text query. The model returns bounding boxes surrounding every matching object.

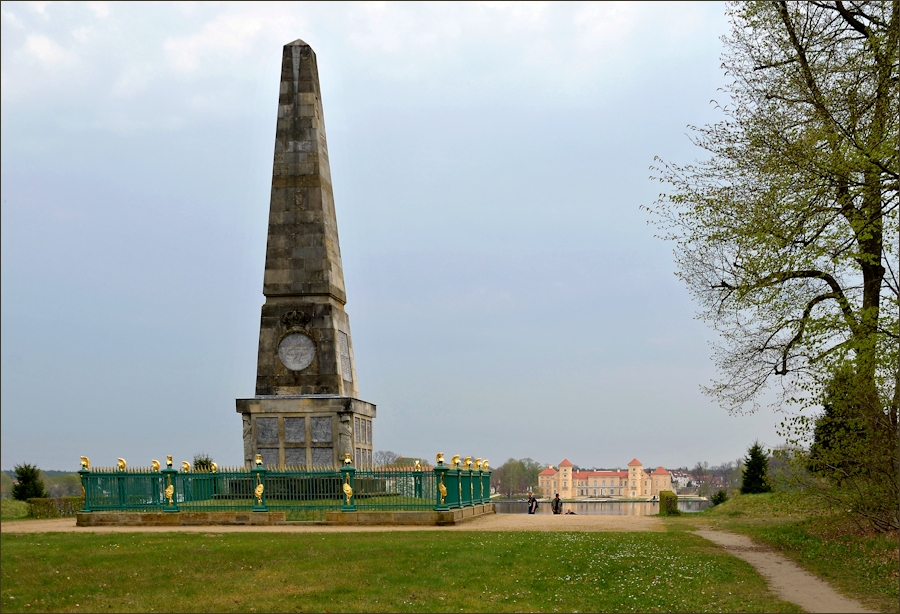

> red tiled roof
[559,459,574,467]
[627,458,642,466]
[651,467,670,475]
[539,467,557,476]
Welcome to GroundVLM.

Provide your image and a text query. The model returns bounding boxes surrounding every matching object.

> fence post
[433,457,450,511]
[482,469,491,504]
[78,466,91,512]
[252,464,268,512]
[414,464,423,499]
[162,464,179,513]
[340,462,356,512]
[460,462,471,507]
[473,459,483,504]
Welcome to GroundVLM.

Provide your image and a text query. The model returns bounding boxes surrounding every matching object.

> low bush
[26,497,84,519]
[659,490,680,515]
[711,489,728,505]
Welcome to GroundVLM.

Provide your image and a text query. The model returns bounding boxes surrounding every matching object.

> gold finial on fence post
[436,453,445,466]
[482,460,489,471]
[117,458,127,471]
[166,455,173,468]
[151,459,160,472]
[181,461,191,472]
[475,458,482,470]
[255,454,263,466]
[210,462,218,473]
[80,456,91,470]
[451,455,460,469]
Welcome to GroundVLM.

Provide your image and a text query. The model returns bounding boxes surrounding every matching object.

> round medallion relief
[278,333,316,371]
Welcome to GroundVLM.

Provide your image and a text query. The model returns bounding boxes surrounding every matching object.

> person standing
[552,493,562,514]
[527,492,538,514]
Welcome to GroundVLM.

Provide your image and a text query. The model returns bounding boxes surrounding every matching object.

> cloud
[86,2,110,19]
[2,8,24,29]
[24,34,76,65]
[110,63,153,99]
[25,1,50,15]
[163,12,286,72]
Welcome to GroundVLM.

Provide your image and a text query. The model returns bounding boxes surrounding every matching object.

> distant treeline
[1,469,81,498]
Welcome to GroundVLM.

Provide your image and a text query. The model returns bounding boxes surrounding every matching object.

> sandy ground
[1,513,663,533]
[2,516,875,613]
[694,529,875,614]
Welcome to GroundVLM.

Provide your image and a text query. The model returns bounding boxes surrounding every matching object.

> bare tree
[373,451,400,467]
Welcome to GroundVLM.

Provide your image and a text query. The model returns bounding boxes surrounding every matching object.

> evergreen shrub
[12,464,47,500]
[711,489,728,505]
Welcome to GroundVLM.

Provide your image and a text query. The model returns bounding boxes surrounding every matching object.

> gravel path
[694,529,875,613]
[1,513,663,533]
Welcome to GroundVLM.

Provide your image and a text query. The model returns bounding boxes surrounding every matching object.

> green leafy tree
[807,368,868,480]
[741,442,772,494]
[192,452,214,472]
[46,473,82,497]
[648,1,898,530]
[12,464,48,500]
[491,458,545,498]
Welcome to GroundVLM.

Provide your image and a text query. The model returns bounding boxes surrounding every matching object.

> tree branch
[776,292,841,374]
[752,269,859,335]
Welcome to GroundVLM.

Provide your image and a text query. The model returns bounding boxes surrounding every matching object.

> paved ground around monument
[0,513,662,533]
[2,516,874,613]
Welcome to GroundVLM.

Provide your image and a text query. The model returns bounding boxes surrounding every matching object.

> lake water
[494,499,709,515]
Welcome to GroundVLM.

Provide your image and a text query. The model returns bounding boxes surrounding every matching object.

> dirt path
[694,529,875,613]
[1,513,663,534]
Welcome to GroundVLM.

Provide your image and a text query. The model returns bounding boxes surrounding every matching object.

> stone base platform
[76,512,288,527]
[325,504,495,526]
[75,504,494,527]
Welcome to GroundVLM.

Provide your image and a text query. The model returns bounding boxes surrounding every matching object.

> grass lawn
[666,492,899,613]
[1,499,29,521]
[0,530,799,613]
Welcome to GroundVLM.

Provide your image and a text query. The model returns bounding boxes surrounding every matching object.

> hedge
[659,490,680,516]
[26,497,84,518]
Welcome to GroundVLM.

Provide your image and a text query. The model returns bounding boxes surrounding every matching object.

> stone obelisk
[236,39,375,468]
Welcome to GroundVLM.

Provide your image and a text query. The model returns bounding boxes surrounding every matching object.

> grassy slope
[0,500,30,521]
[0,530,799,613]
[665,492,899,613]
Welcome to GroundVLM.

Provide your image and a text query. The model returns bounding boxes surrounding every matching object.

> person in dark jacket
[551,493,562,514]
[527,492,538,514]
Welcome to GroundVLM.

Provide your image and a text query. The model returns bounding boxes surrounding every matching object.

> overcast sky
[1,1,785,472]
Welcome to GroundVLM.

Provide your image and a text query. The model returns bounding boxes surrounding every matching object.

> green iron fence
[79,459,491,520]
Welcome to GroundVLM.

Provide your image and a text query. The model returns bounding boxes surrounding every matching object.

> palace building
[538,458,673,499]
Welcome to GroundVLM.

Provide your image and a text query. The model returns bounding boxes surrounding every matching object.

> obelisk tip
[286,38,309,47]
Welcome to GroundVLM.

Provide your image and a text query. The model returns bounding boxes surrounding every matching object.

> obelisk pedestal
[236,39,375,469]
